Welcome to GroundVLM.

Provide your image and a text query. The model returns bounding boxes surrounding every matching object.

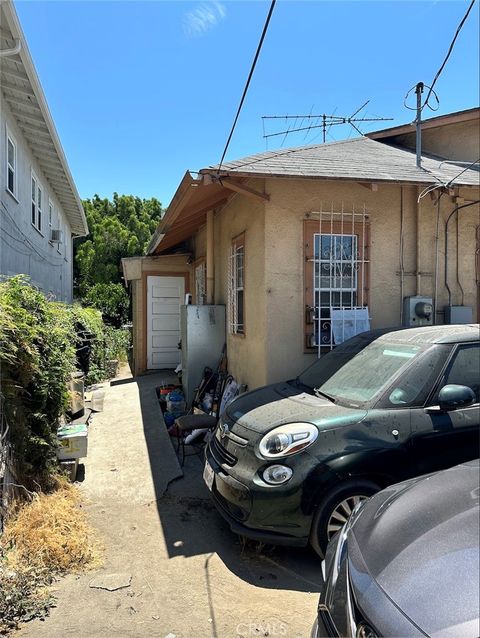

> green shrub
[81,282,129,328]
[0,278,132,481]
[0,277,76,481]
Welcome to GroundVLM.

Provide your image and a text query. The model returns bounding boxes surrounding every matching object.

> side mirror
[438,384,476,411]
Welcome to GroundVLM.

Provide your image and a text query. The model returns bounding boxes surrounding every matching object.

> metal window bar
[227,244,243,334]
[310,203,369,357]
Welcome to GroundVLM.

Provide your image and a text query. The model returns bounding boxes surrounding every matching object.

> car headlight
[263,464,293,485]
[259,423,318,458]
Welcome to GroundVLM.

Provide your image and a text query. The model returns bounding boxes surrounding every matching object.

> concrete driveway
[21,371,323,638]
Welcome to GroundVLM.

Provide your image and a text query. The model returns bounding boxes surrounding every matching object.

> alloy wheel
[326,494,369,540]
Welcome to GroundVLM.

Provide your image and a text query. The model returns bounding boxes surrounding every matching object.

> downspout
[399,186,405,324]
[416,186,422,295]
[433,195,443,324]
[0,39,21,57]
[206,209,214,304]
[444,200,480,306]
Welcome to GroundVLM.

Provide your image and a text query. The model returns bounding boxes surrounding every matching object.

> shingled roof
[203,137,479,187]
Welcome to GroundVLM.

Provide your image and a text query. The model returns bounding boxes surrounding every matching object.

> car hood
[225,382,367,433]
[350,461,480,638]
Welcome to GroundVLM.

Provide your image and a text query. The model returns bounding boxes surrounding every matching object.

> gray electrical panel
[444,305,473,324]
[403,296,433,327]
[180,305,226,406]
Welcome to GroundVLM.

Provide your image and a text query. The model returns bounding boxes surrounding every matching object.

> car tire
[309,479,380,558]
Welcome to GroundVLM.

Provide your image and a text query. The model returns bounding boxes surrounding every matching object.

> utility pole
[415,82,424,168]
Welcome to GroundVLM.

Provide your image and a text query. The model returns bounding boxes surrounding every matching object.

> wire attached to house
[417,157,480,201]
[217,0,276,174]
[423,0,477,111]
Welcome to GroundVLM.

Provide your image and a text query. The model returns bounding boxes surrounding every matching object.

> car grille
[211,434,238,467]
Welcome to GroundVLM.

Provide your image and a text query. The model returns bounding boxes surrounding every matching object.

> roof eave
[2,1,88,236]
[146,171,200,254]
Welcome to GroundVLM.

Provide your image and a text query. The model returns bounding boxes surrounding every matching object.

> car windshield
[297,333,376,390]
[317,341,424,404]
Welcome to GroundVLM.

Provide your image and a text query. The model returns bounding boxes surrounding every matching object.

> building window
[49,200,53,228]
[31,172,43,231]
[195,260,206,304]
[228,234,245,335]
[304,211,369,352]
[6,131,16,197]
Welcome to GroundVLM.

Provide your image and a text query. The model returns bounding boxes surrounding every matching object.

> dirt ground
[20,368,323,638]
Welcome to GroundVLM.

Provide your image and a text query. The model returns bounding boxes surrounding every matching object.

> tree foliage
[74,194,162,321]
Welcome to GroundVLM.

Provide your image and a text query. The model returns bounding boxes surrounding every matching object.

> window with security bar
[228,234,245,335]
[304,209,369,353]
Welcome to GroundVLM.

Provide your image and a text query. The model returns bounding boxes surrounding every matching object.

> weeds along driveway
[21,372,322,638]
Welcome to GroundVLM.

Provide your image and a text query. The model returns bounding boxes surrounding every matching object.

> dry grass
[2,480,102,574]
[0,479,102,633]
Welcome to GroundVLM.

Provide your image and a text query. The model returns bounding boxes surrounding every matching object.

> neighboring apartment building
[0,0,88,301]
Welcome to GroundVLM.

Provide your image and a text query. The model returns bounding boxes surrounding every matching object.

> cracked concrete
[20,368,322,638]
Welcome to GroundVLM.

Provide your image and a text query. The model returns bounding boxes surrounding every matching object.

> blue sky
[15,0,480,207]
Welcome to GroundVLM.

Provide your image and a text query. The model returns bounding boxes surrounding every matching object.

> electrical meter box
[403,296,433,327]
[444,305,473,324]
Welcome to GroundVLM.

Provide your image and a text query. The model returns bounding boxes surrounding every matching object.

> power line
[217,0,276,173]
[423,0,477,110]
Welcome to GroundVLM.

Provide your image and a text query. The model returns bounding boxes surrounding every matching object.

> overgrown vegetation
[0,481,101,633]
[0,277,128,481]
[0,277,76,482]
[74,193,163,327]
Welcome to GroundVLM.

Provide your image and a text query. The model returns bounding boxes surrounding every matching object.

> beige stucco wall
[262,179,479,384]
[126,255,192,376]
[190,178,479,390]
[210,186,267,390]
[387,118,480,163]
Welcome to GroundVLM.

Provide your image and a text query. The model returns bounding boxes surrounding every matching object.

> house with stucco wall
[122,108,480,391]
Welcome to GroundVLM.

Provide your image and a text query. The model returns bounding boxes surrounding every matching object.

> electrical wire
[1,201,66,266]
[418,157,480,201]
[217,0,276,173]
[403,83,439,111]
[423,0,477,111]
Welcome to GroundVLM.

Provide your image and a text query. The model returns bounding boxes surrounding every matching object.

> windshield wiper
[314,387,336,403]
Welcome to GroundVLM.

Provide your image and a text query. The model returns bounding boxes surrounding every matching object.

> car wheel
[309,479,380,557]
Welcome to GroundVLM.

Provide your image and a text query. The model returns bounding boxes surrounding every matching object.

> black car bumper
[204,439,311,547]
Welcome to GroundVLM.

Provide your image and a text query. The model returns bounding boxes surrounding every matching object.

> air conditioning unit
[50,229,63,243]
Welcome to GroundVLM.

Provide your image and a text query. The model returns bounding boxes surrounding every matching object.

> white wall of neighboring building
[0,94,74,302]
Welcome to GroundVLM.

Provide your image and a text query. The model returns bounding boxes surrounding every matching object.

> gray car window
[438,344,480,402]
[379,344,451,408]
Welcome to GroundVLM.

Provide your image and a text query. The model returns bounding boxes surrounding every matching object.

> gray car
[314,459,480,637]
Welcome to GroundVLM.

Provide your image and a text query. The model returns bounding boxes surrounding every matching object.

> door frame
[142,270,190,372]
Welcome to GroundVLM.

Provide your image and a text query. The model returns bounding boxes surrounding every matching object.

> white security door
[147,275,185,369]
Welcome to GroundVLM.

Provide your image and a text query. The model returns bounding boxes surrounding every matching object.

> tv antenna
[262,101,394,144]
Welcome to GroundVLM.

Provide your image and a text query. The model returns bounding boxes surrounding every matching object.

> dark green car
[204,325,480,555]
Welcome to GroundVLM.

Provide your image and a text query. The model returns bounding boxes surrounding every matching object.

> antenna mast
[262,101,393,143]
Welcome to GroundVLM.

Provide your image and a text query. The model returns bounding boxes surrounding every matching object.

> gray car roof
[376,324,480,345]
